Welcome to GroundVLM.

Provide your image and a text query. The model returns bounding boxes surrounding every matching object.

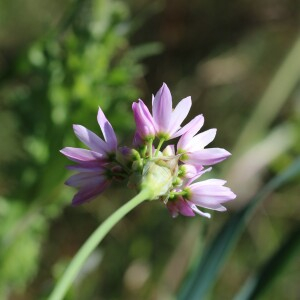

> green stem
[132,149,143,169]
[48,189,151,300]
[155,138,165,156]
[148,139,153,158]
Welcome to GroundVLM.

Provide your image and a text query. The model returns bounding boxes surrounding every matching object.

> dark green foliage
[0,0,148,297]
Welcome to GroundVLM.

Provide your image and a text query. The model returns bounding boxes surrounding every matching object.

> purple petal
[73,125,109,154]
[60,147,105,163]
[168,96,192,136]
[176,197,195,217]
[67,164,105,172]
[97,107,117,151]
[186,148,231,166]
[72,180,110,205]
[152,83,172,134]
[65,172,106,188]
[133,131,143,147]
[132,100,156,138]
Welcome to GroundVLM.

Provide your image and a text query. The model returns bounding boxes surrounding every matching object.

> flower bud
[141,155,180,200]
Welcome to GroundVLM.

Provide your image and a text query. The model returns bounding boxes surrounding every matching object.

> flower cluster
[61,83,236,218]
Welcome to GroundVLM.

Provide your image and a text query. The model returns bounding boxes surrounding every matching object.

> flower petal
[60,147,105,163]
[176,197,195,217]
[152,83,172,134]
[163,144,175,156]
[186,201,211,218]
[169,96,192,136]
[97,107,117,151]
[186,176,236,212]
[184,129,217,152]
[72,180,110,205]
[73,124,108,153]
[176,115,205,144]
[67,164,105,172]
[186,148,231,166]
[132,100,156,139]
[65,172,106,188]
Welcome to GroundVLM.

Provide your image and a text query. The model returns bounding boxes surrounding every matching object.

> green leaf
[178,158,300,300]
[234,227,300,300]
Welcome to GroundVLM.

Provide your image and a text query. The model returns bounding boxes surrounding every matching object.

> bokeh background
[1,0,300,299]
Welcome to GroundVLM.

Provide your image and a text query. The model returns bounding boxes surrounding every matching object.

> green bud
[141,155,180,200]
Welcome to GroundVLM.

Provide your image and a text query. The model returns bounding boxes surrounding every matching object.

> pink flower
[60,107,118,164]
[61,83,236,212]
[132,83,200,142]
[177,114,231,166]
[167,174,236,218]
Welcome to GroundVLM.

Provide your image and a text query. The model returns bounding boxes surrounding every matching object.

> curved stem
[49,189,151,300]
[148,139,153,158]
[155,138,165,156]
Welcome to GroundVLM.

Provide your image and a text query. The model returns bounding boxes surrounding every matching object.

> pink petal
[176,115,205,144]
[132,100,156,138]
[191,178,227,187]
[152,83,172,133]
[176,197,195,217]
[189,194,228,211]
[166,201,179,218]
[186,201,211,218]
[60,147,105,163]
[180,164,198,178]
[73,125,109,153]
[163,144,175,156]
[189,184,236,207]
[97,107,117,151]
[184,129,217,152]
[186,148,231,166]
[169,96,192,136]
[185,167,212,186]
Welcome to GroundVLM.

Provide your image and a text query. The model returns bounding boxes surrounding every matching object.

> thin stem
[155,138,165,156]
[148,139,153,158]
[48,189,151,300]
[141,145,147,159]
[132,149,143,169]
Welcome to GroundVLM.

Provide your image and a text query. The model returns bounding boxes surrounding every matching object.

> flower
[60,107,118,204]
[61,82,236,216]
[132,83,200,142]
[60,107,118,164]
[177,114,231,166]
[132,100,156,141]
[167,171,236,218]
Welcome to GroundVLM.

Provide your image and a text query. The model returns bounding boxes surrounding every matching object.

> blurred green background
[0,0,300,299]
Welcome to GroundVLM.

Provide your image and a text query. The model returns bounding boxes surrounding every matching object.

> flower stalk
[49,189,151,300]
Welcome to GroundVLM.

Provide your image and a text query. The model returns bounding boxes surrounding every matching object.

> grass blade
[178,158,300,300]
[234,227,300,300]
